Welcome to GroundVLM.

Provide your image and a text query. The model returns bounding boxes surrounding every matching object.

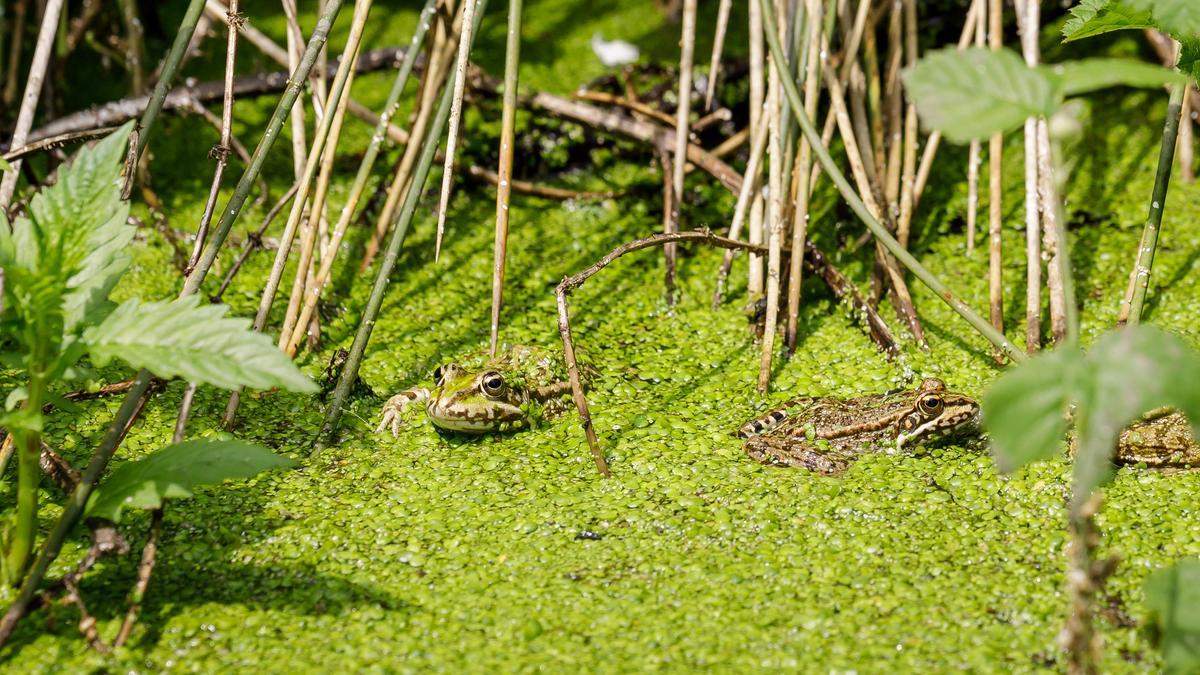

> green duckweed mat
[4,2,1200,672]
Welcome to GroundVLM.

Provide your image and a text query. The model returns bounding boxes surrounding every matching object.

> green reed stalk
[134,0,204,158]
[489,0,524,356]
[758,0,1024,362]
[1120,83,1184,326]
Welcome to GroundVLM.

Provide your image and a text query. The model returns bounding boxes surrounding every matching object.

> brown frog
[736,380,1200,474]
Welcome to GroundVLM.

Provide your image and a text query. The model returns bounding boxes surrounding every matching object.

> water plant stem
[490,0,523,356]
[712,109,769,308]
[1017,0,1041,352]
[758,0,785,393]
[785,0,821,354]
[133,0,206,160]
[759,0,1023,362]
[666,0,697,304]
[1119,83,1184,326]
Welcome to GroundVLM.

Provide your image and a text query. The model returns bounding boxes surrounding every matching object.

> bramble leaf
[904,47,1060,143]
[983,346,1085,472]
[1051,58,1184,96]
[84,295,318,392]
[86,440,296,523]
[1062,0,1154,42]
[1126,0,1200,38]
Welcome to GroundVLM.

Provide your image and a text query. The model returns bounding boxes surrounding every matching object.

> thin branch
[666,0,697,305]
[573,90,675,126]
[703,0,732,111]
[490,0,524,355]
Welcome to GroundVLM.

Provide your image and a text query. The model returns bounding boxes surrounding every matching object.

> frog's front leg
[376,387,431,437]
[743,436,849,475]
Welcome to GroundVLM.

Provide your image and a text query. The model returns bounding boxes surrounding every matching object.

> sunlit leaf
[983,346,1085,472]
[86,440,296,523]
[904,47,1061,143]
[1051,58,1185,96]
[84,295,318,393]
[1179,37,1200,83]
[1144,559,1200,672]
[1062,0,1154,42]
[1127,0,1200,37]
[0,157,10,172]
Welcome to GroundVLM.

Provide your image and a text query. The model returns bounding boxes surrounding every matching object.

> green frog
[376,345,574,436]
[737,380,1200,473]
[737,378,981,474]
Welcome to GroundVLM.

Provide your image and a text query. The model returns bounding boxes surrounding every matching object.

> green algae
[4,3,1200,673]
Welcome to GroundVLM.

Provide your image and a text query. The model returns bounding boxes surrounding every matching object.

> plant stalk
[490,0,523,356]
[759,0,1023,362]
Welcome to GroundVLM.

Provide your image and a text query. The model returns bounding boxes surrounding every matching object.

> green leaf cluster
[983,326,1200,498]
[904,48,1183,143]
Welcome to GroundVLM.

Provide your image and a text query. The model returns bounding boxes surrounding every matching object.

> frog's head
[425,363,530,433]
[894,378,980,450]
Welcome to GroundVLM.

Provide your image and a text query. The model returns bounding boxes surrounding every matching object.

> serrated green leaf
[983,346,1085,472]
[1062,0,1154,42]
[25,123,132,280]
[1144,559,1200,672]
[84,295,318,393]
[904,47,1061,143]
[1075,326,1200,496]
[1127,0,1200,38]
[1050,58,1185,96]
[85,440,296,523]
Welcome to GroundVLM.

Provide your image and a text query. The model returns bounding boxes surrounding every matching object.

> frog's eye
[481,372,505,396]
[433,365,447,384]
[918,394,944,415]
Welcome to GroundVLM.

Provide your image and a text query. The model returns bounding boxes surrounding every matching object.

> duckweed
[5,3,1200,672]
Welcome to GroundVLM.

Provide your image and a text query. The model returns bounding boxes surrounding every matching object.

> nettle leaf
[1063,0,1155,42]
[1074,326,1200,495]
[24,122,132,279]
[983,346,1086,472]
[1127,0,1200,38]
[1051,58,1185,96]
[904,47,1061,143]
[86,440,296,523]
[84,295,318,393]
[62,202,133,333]
[1144,559,1200,672]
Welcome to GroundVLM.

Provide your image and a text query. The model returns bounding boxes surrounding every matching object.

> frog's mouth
[428,402,526,433]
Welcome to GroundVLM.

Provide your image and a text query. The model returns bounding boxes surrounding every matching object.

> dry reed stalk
[988,0,1005,356]
[361,0,463,271]
[489,0,524,355]
[883,1,903,209]
[0,0,65,210]
[574,90,676,126]
[281,0,309,181]
[825,59,926,345]
[895,0,918,248]
[713,112,770,307]
[747,0,766,295]
[1037,119,1068,344]
[703,0,733,111]
[785,0,822,354]
[187,0,242,274]
[667,0,698,303]
[433,0,482,260]
[758,0,787,393]
[1017,0,1043,353]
